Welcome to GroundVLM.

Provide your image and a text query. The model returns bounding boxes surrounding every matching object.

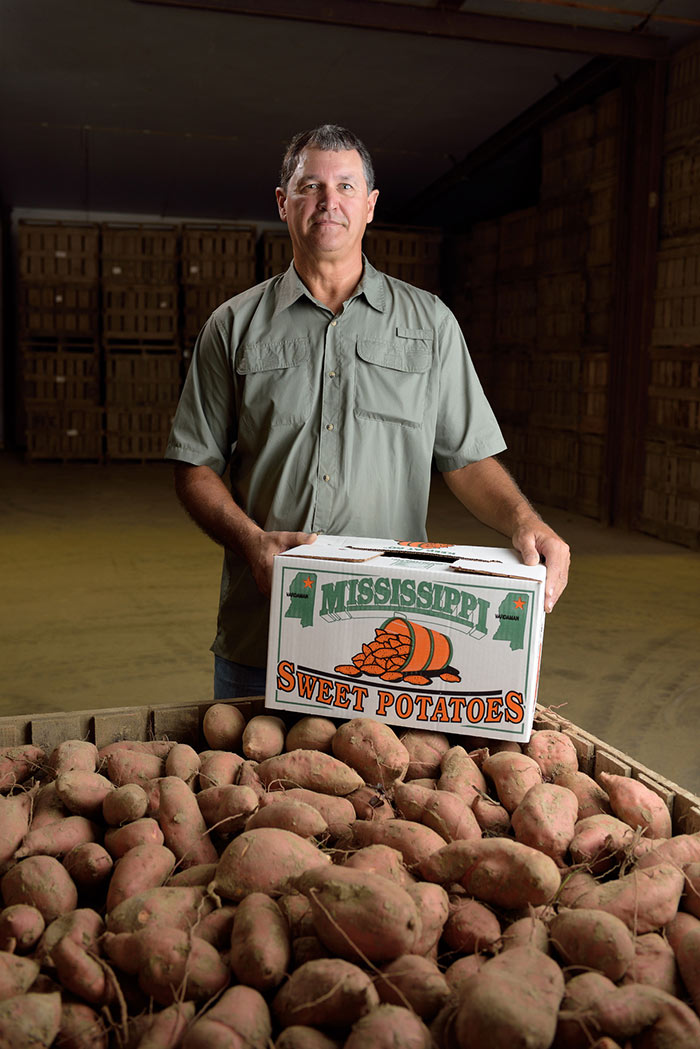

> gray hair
[279,124,375,192]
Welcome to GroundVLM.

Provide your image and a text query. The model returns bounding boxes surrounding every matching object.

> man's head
[279,124,375,193]
[276,125,379,269]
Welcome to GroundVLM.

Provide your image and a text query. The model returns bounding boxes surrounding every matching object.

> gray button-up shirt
[166,258,506,665]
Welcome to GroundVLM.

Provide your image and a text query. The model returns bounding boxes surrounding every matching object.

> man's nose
[318,187,339,210]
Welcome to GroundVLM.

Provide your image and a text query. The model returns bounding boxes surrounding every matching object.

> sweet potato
[182,984,271,1049]
[438,746,486,799]
[621,932,680,996]
[568,861,685,933]
[554,769,611,819]
[443,953,485,992]
[554,971,618,1049]
[0,904,45,954]
[197,749,244,790]
[156,775,219,868]
[256,750,364,795]
[293,934,329,967]
[524,729,579,780]
[0,793,32,866]
[167,862,218,887]
[105,885,214,934]
[230,892,291,990]
[343,844,413,888]
[568,813,635,875]
[105,843,176,911]
[55,771,114,818]
[394,781,481,843]
[549,907,635,980]
[272,958,379,1029]
[191,904,237,949]
[471,793,511,835]
[453,946,565,1049]
[29,781,69,829]
[344,1003,433,1048]
[245,798,328,838]
[419,837,561,910]
[235,759,266,799]
[296,865,420,963]
[196,783,259,835]
[346,818,446,869]
[35,908,104,966]
[0,951,39,1000]
[331,718,409,789]
[52,935,112,1006]
[0,745,45,793]
[202,701,246,751]
[62,843,114,892]
[57,1001,108,1049]
[481,751,543,812]
[105,748,163,786]
[285,716,337,754]
[101,783,148,826]
[400,729,451,780]
[106,925,229,1005]
[676,923,700,1013]
[243,715,287,761]
[260,787,355,837]
[500,915,549,953]
[0,991,62,1047]
[1,855,78,922]
[406,881,449,957]
[347,784,395,820]
[103,817,164,858]
[164,743,201,786]
[511,782,578,866]
[278,893,315,938]
[49,740,98,775]
[665,910,700,952]
[598,771,672,839]
[14,814,98,860]
[592,982,700,1048]
[442,897,501,954]
[681,860,700,918]
[636,830,700,871]
[214,827,330,901]
[275,1027,341,1049]
[127,1001,194,1049]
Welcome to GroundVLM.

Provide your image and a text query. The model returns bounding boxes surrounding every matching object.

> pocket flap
[236,338,310,374]
[357,337,432,373]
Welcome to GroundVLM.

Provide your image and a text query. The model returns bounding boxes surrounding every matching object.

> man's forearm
[173,462,261,560]
[442,457,540,537]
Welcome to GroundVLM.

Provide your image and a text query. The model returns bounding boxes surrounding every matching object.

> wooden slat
[93,707,151,749]
[29,712,93,756]
[151,704,201,747]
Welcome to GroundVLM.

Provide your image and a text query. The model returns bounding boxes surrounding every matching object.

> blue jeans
[213,655,267,699]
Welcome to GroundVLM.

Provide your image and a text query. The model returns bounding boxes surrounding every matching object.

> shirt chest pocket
[236,338,312,431]
[355,329,433,427]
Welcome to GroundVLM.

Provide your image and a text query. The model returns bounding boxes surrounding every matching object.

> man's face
[276,147,379,262]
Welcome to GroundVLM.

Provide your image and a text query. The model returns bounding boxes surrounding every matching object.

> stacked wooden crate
[17,221,103,460]
[101,224,181,461]
[181,224,257,362]
[363,225,442,294]
[261,230,294,279]
[642,38,700,547]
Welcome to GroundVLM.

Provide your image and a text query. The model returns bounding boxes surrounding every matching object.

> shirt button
[328,370,336,378]
[326,423,334,431]
[323,474,331,482]
[330,320,337,327]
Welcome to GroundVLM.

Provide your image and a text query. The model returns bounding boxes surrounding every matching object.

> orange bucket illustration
[380,617,453,675]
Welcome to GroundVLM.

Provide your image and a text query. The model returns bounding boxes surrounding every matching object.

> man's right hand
[243,529,318,596]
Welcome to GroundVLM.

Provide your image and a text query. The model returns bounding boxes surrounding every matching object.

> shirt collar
[272,254,386,318]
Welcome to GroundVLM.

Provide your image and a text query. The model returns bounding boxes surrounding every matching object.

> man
[166,124,570,699]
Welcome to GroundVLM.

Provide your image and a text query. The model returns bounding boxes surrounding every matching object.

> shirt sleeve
[432,305,507,473]
[164,310,237,474]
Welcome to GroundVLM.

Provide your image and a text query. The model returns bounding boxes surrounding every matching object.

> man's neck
[293,251,364,316]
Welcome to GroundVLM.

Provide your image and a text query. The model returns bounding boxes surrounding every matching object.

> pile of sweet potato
[2,706,700,1049]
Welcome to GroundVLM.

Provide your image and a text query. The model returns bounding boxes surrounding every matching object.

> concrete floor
[1,452,699,794]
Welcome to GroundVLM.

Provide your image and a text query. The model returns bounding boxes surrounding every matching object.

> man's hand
[242,530,318,596]
[511,518,570,613]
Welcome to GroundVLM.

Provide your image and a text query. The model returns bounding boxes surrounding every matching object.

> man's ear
[275,187,287,222]
[366,188,379,224]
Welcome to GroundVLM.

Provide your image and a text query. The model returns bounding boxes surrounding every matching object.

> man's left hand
[512,519,570,613]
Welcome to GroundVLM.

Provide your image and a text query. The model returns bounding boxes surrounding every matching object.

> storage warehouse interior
[1,0,700,796]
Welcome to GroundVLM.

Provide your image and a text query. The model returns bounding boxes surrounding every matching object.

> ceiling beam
[134,0,669,59]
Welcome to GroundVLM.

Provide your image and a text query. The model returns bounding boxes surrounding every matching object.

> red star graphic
[514,597,526,610]
[303,576,314,589]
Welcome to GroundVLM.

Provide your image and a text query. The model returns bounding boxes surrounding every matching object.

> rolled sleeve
[165,312,237,475]
[432,308,506,473]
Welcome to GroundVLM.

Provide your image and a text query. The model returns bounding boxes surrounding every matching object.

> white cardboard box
[265,536,547,743]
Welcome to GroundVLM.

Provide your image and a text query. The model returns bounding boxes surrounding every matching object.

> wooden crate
[364,226,442,292]
[105,407,176,461]
[661,147,700,237]
[536,273,586,350]
[529,352,580,430]
[585,264,615,345]
[587,177,618,268]
[536,198,590,273]
[487,349,530,426]
[579,349,609,435]
[523,428,579,505]
[498,208,537,275]
[25,406,104,461]
[495,280,537,344]
[262,230,294,279]
[639,440,700,547]
[652,235,700,346]
[1,696,697,833]
[18,282,99,337]
[182,284,238,341]
[21,345,100,406]
[104,348,182,407]
[18,221,100,283]
[181,224,256,286]
[574,432,607,519]
[647,346,700,446]
[102,285,179,343]
[665,38,700,152]
[101,223,179,284]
